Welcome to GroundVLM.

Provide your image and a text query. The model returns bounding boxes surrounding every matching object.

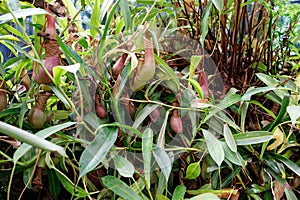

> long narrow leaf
[272,153,300,176]
[113,155,135,178]
[200,1,212,46]
[78,127,118,180]
[102,176,143,200]
[119,0,132,30]
[133,104,160,129]
[203,129,224,167]
[13,122,75,163]
[189,193,219,200]
[264,95,290,131]
[0,121,67,157]
[212,0,224,12]
[142,128,153,187]
[233,131,273,145]
[204,93,240,123]
[90,0,100,38]
[153,145,172,180]
[0,8,48,24]
[54,168,89,198]
[223,124,237,153]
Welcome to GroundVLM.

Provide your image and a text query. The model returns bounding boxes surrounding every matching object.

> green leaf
[204,93,240,123]
[55,168,89,198]
[113,155,134,178]
[52,66,66,86]
[153,145,172,180]
[223,124,237,153]
[156,194,170,200]
[157,169,167,194]
[212,0,224,12]
[142,128,153,187]
[256,73,289,98]
[233,131,273,145]
[49,85,71,109]
[102,176,143,200]
[78,127,118,181]
[287,105,300,125]
[200,1,212,46]
[155,54,180,93]
[172,185,186,200]
[0,8,49,24]
[264,95,290,131]
[241,86,290,103]
[56,36,101,82]
[61,0,82,31]
[203,130,224,167]
[187,78,204,99]
[97,0,121,65]
[83,112,102,130]
[45,110,71,121]
[48,169,60,200]
[0,121,67,157]
[130,178,146,195]
[13,122,75,163]
[90,0,100,38]
[186,162,200,179]
[285,188,298,200]
[60,63,81,74]
[190,56,202,78]
[2,23,28,43]
[133,104,160,129]
[17,98,29,128]
[272,153,300,176]
[189,193,219,200]
[156,109,170,148]
[119,0,132,30]
[247,100,276,119]
[0,35,20,42]
[221,142,245,166]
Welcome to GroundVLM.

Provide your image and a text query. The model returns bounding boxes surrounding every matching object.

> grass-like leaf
[203,130,224,167]
[120,0,132,30]
[287,105,300,125]
[142,128,153,187]
[102,176,143,200]
[189,193,219,200]
[55,168,89,198]
[212,0,224,12]
[153,145,172,180]
[223,124,237,153]
[221,142,245,166]
[0,121,67,157]
[233,131,273,145]
[13,122,76,163]
[113,155,134,178]
[78,127,118,181]
[0,8,48,24]
[48,169,60,200]
[90,0,100,38]
[133,104,160,129]
[204,92,241,123]
[272,153,300,176]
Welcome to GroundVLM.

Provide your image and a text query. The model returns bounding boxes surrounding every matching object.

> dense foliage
[0,0,300,199]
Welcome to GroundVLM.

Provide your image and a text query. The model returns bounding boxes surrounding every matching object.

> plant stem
[58,6,84,38]
[7,163,15,200]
